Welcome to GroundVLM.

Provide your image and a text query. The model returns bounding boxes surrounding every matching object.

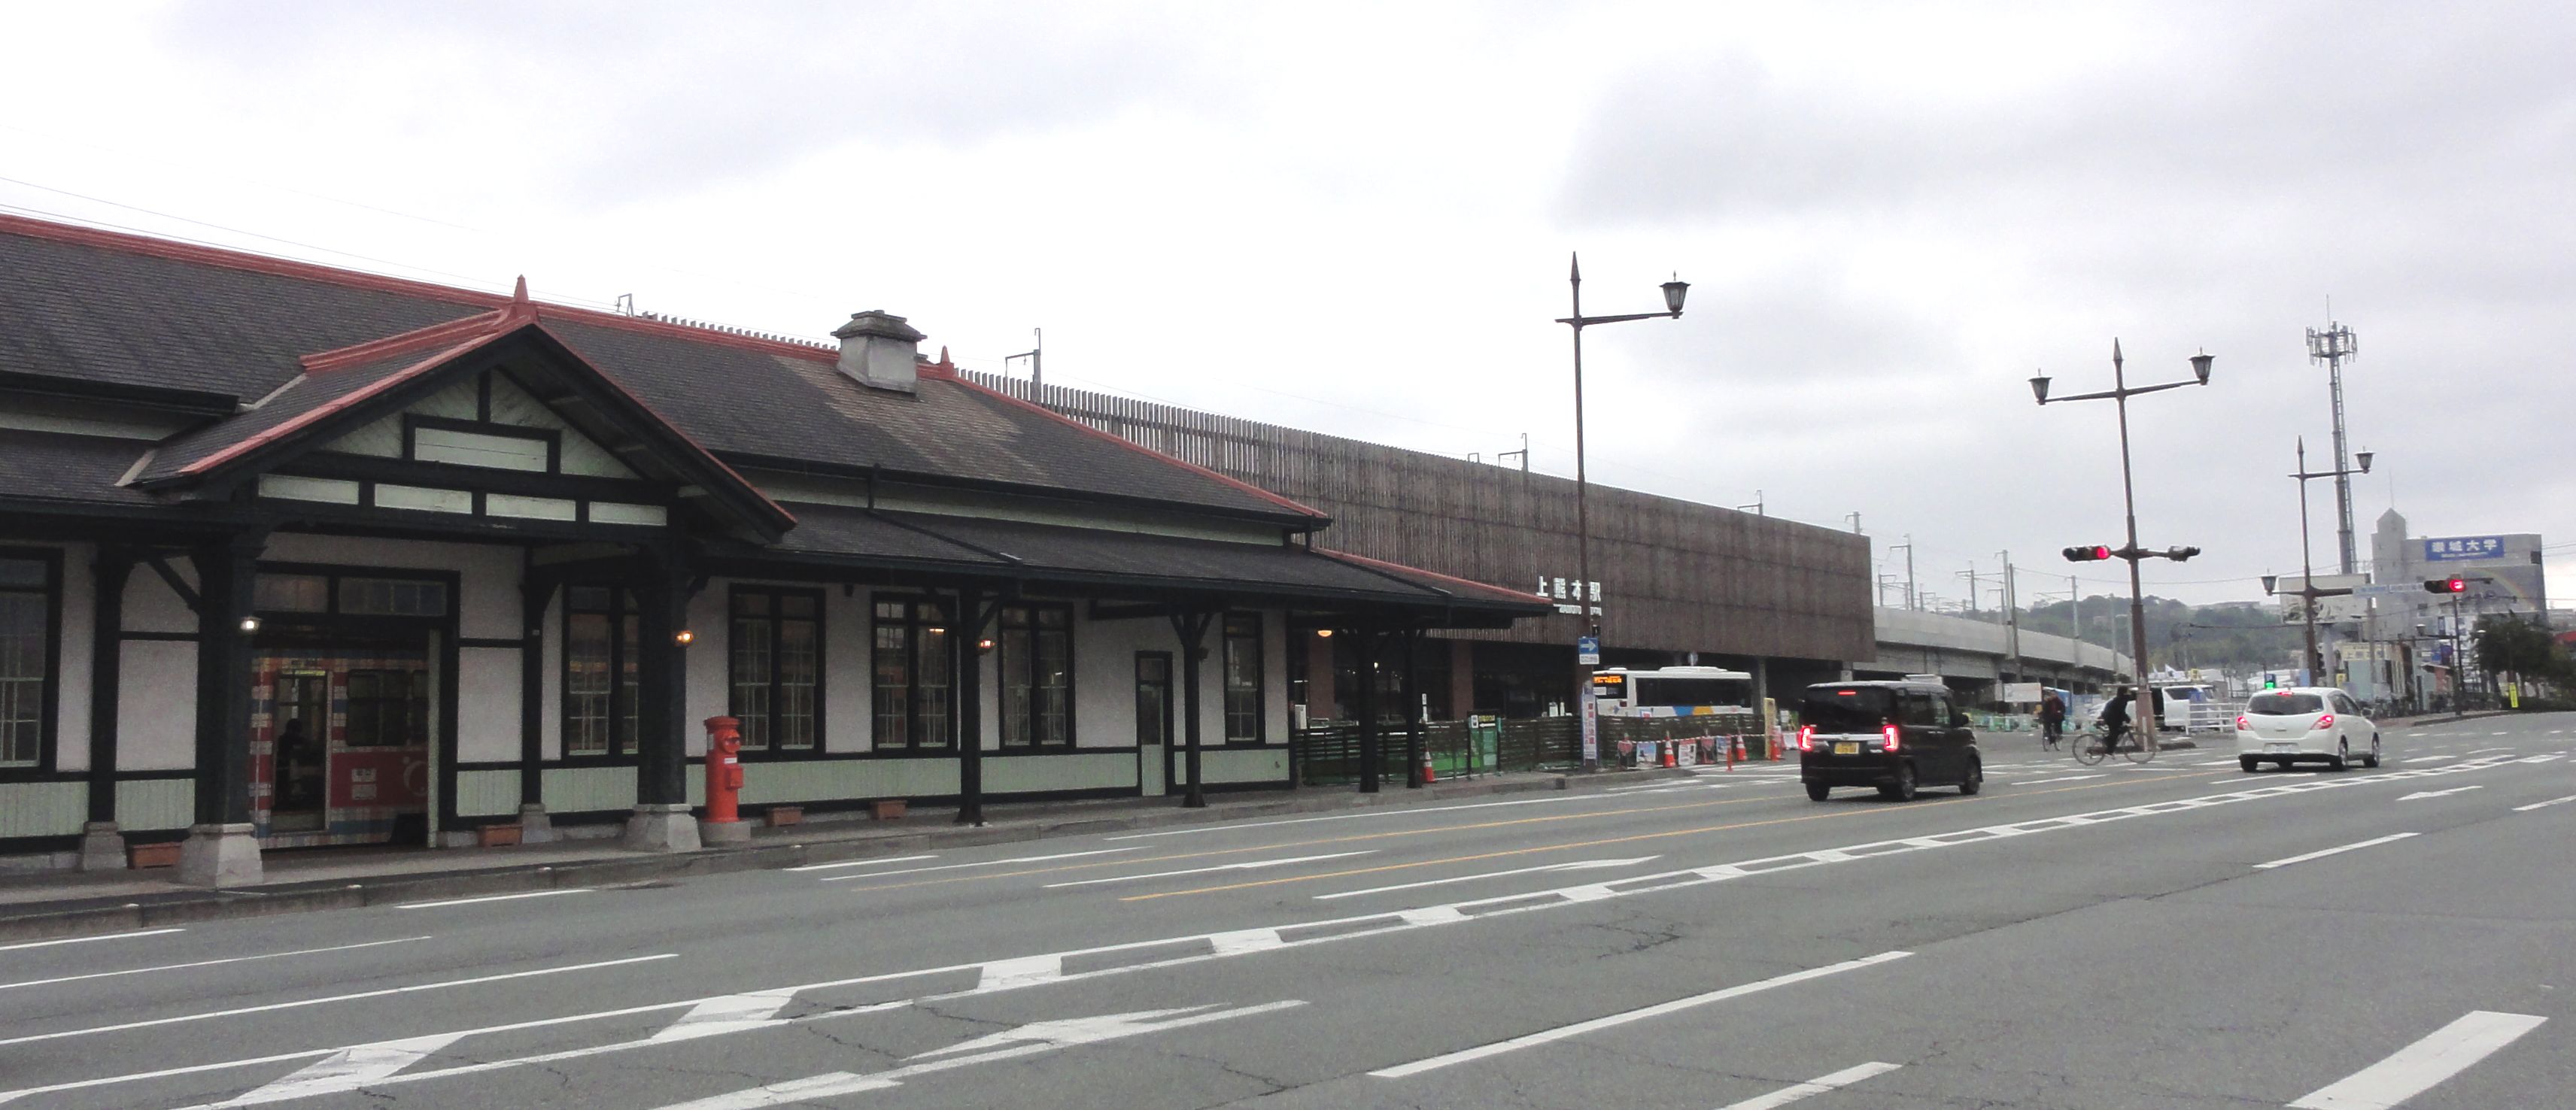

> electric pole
[2306,317,2360,575]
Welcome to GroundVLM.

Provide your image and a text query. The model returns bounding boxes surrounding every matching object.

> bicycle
[2072,720,2158,765]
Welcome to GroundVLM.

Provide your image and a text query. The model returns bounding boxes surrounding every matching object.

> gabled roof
[0,214,1324,526]
[122,290,797,541]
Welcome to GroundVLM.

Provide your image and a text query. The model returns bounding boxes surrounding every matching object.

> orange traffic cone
[1660,742,1676,768]
[1419,750,1437,786]
[1732,735,1748,763]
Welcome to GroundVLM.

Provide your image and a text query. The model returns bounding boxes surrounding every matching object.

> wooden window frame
[729,586,825,757]
[0,547,62,777]
[560,587,640,761]
[996,603,1075,748]
[1221,612,1265,745]
[870,596,954,752]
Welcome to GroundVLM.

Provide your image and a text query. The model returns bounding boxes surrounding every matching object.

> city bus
[1589,666,1757,717]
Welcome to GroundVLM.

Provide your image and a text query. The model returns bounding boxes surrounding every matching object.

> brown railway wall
[961,371,1874,663]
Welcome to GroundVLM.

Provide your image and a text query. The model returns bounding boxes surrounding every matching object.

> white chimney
[832,310,926,393]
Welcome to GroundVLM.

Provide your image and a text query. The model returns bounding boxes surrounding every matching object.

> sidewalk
[0,766,1687,944]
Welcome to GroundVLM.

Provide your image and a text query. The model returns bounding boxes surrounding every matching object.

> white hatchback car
[2235,687,2381,772]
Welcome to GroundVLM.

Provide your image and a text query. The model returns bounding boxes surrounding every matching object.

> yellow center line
[1117,769,2234,901]
[831,793,1771,892]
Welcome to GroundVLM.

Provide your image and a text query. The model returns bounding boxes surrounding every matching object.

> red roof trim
[301,308,507,373]
[1313,548,1551,607]
[178,331,507,478]
[942,365,1329,522]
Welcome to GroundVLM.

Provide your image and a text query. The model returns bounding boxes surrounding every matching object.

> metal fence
[1292,714,1773,786]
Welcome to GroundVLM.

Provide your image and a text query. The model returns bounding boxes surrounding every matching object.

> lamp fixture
[674,629,694,645]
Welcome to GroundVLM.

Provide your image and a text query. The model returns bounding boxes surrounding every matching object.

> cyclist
[2097,690,2133,755]
[2037,689,2067,750]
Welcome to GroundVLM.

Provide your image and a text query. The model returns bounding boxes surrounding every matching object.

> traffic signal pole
[2110,352,2156,751]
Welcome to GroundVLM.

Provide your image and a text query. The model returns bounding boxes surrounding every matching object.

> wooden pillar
[624,547,697,851]
[79,549,135,871]
[1170,609,1214,808]
[180,533,263,887]
[1355,625,1381,793]
[957,586,989,826]
[1401,629,1424,788]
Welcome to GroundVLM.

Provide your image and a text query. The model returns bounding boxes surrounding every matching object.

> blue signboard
[1576,635,1600,666]
[2424,535,2507,562]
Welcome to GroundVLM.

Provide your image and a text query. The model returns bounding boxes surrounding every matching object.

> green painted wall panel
[0,781,87,838]
[1201,747,1290,785]
[985,752,1135,794]
[454,769,519,817]
[115,778,193,831]
[542,765,638,813]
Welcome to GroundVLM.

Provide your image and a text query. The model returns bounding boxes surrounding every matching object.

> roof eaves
[1312,548,1555,611]
[148,330,509,487]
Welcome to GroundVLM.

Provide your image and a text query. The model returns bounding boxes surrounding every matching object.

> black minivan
[1797,680,1982,801]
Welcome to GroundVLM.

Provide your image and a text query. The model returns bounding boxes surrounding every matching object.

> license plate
[2266,743,2296,753]
[1833,742,1860,755]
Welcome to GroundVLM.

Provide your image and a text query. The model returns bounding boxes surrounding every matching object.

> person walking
[2037,688,2067,750]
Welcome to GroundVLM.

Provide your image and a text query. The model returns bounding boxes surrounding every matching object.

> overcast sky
[5,2,2568,613]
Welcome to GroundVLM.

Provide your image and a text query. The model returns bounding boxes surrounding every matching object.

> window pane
[778,617,818,750]
[618,614,640,757]
[779,595,816,619]
[340,578,448,617]
[916,624,950,748]
[1000,627,1032,747]
[0,560,46,588]
[566,613,612,757]
[254,573,329,613]
[731,614,772,751]
[1036,626,1070,745]
[738,592,771,617]
[0,592,46,767]
[1223,614,1262,743]
[568,586,612,611]
[873,622,910,749]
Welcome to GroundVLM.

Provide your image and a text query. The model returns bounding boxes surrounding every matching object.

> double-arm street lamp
[2289,435,2373,680]
[1559,253,1687,769]
[2031,339,2214,748]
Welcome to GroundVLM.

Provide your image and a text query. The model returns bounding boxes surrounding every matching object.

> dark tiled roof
[0,217,1314,522]
[761,502,1548,616]
[135,341,470,484]
[0,429,156,508]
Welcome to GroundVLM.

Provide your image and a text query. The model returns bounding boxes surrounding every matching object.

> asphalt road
[6,712,2573,1109]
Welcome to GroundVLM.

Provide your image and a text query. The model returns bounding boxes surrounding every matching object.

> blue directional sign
[1576,635,1600,666]
[2424,535,2507,562]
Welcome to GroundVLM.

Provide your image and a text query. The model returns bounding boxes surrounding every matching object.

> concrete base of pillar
[77,821,126,872]
[176,823,263,887]
[622,803,701,853]
[517,803,558,845]
[698,818,751,845]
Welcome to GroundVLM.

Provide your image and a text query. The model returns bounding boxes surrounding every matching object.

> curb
[0,767,1688,944]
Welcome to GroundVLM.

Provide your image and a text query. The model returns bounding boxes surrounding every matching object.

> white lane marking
[395,889,590,910]
[2512,794,2576,812]
[655,1002,1305,1110]
[217,1033,468,1106]
[2012,775,2104,786]
[1043,851,1374,888]
[2523,754,2565,763]
[47,752,2538,1107]
[819,848,1137,881]
[1717,1060,1906,1109]
[0,936,429,992]
[2397,786,2483,801]
[0,953,673,1048]
[2288,1010,2546,1109]
[2254,833,2419,870]
[1316,857,1661,900]
[976,955,1063,991]
[1370,951,1910,1078]
[783,854,936,873]
[649,991,800,1042]
[1104,794,1582,838]
[2467,745,2514,754]
[0,928,184,953]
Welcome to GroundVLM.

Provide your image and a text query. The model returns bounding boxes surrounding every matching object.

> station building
[0,215,1547,882]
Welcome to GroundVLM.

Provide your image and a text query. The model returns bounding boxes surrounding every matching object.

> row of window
[0,555,50,769]
[563,589,1268,757]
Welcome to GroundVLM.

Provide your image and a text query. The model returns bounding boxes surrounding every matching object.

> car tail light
[2316,713,2334,730]
[2235,714,2249,731]
[1882,723,1901,752]
[1797,725,1815,752]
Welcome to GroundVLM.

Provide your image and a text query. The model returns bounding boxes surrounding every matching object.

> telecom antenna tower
[2306,318,2361,575]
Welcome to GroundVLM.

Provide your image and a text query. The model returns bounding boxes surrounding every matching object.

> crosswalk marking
[2289,1011,2544,1108]
[1717,1061,1905,1109]
[212,1034,466,1107]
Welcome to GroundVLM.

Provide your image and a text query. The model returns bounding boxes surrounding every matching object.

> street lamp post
[2031,340,2214,751]
[1559,253,1687,771]
[2289,436,2372,682]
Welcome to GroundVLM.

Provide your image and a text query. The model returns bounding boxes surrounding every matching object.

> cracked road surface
[4,713,2571,1108]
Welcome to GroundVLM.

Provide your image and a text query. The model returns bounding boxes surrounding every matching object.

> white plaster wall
[118,640,196,769]
[683,583,727,757]
[52,545,93,772]
[825,586,869,752]
[456,647,521,762]
[1073,611,1168,749]
[124,560,196,634]
[260,534,522,640]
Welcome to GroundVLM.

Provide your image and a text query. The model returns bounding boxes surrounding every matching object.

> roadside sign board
[2424,535,2507,562]
[1576,635,1600,666]
[2353,583,2413,598]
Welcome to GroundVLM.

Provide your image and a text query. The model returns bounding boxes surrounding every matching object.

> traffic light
[2263,674,2278,689]
[2165,545,2201,562]
[2424,578,2465,593]
[2064,545,2113,562]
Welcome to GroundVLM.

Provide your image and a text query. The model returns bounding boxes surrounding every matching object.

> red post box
[703,716,744,826]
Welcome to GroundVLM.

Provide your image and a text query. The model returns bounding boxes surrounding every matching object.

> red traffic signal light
[2423,578,2466,593]
[2063,545,2113,562]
